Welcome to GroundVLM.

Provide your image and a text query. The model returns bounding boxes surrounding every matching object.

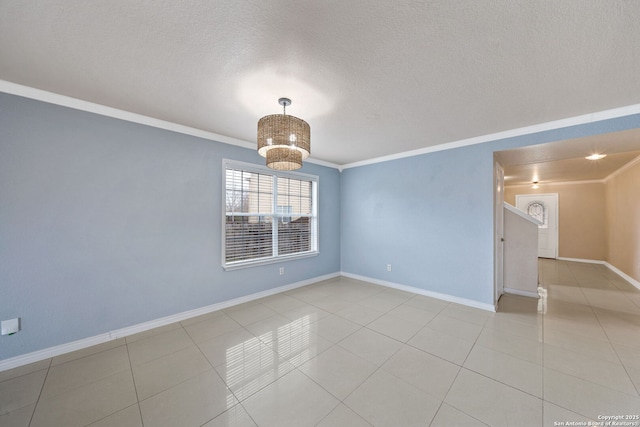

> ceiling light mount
[278,97,291,110]
[585,153,606,161]
[257,98,310,171]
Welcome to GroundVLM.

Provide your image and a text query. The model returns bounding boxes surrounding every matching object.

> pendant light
[257,98,310,170]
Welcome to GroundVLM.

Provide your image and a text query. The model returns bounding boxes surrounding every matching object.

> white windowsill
[222,251,319,271]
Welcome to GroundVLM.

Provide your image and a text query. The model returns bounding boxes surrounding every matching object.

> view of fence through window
[225,166,315,265]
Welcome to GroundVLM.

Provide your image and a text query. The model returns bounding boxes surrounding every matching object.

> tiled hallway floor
[2,260,640,426]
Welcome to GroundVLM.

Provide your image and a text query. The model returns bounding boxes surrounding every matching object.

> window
[222,160,318,269]
[526,201,548,229]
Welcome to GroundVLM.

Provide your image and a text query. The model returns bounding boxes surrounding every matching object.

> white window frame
[222,159,319,270]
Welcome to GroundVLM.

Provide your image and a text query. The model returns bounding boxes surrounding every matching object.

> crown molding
[505,179,605,188]
[0,80,342,170]
[3,79,639,173]
[341,104,640,170]
[604,154,640,182]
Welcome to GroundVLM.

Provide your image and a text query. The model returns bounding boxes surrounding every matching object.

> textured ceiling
[1,1,640,165]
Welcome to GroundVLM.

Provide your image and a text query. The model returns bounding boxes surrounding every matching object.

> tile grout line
[178,321,263,426]
[339,297,481,425]
[543,262,590,422]
[590,307,640,398]
[130,322,219,423]
[293,291,447,425]
[541,262,640,419]
[433,366,488,427]
[125,328,146,426]
[573,262,640,398]
[26,358,52,427]
[425,323,470,427]
[7,267,638,425]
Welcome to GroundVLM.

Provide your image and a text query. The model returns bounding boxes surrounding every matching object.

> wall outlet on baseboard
[279,267,285,275]
[387,264,392,272]
[1,318,20,335]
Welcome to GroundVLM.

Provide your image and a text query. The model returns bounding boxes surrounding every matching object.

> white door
[516,193,558,259]
[494,161,505,303]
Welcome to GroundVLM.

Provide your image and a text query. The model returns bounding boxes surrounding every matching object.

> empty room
[1,2,640,426]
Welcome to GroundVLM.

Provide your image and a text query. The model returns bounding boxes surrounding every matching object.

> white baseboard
[0,271,340,372]
[503,287,539,298]
[557,257,605,264]
[340,272,496,312]
[16,263,636,373]
[557,257,640,291]
[604,262,640,291]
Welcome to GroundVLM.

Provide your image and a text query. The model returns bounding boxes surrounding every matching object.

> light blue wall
[2,90,638,361]
[0,93,341,360]
[340,114,640,305]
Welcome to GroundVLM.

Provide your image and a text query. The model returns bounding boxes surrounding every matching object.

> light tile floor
[2,259,640,426]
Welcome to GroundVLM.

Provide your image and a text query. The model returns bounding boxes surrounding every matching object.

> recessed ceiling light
[585,153,606,160]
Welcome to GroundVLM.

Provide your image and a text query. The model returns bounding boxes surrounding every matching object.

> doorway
[494,160,505,304]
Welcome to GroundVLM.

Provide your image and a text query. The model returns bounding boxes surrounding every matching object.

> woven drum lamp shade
[265,147,303,171]
[257,98,310,171]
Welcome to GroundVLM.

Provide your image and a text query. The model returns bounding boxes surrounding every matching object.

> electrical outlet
[387,264,392,272]
[1,318,20,335]
[279,267,285,275]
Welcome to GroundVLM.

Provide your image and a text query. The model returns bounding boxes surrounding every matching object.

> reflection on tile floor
[1,259,640,426]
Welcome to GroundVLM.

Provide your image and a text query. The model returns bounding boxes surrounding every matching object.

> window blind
[223,161,318,269]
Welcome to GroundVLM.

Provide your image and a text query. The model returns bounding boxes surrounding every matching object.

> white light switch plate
[1,318,20,335]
